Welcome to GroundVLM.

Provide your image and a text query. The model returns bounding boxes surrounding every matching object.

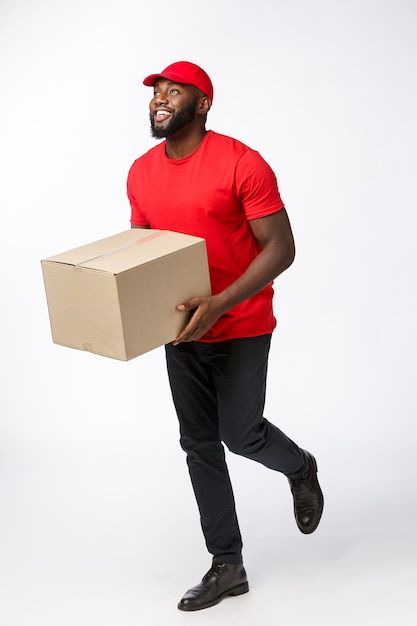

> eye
[169,88,179,95]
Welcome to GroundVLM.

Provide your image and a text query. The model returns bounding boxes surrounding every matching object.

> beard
[150,99,198,139]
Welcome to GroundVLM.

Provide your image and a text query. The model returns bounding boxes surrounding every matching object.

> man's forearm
[213,242,295,315]
[173,241,294,344]
[174,208,296,344]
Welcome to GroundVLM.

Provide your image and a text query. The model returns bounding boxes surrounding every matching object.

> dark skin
[133,79,296,344]
[150,78,210,159]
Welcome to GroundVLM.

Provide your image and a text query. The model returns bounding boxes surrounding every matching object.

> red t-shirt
[127,130,285,342]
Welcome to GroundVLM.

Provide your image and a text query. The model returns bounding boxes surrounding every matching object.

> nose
[154,91,169,105]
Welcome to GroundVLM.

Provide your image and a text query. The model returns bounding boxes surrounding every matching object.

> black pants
[165,334,306,565]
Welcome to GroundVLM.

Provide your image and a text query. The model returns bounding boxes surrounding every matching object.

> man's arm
[173,208,295,345]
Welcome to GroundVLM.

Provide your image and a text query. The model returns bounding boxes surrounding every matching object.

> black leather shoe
[287,449,324,534]
[178,560,249,611]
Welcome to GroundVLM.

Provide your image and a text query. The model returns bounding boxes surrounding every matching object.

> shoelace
[288,457,311,484]
[202,562,227,583]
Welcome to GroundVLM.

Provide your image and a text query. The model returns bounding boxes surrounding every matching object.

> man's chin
[151,127,168,139]
[150,121,175,139]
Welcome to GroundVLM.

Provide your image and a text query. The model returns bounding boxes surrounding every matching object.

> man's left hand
[173,295,225,345]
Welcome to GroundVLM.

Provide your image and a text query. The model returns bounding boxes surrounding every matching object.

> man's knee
[180,434,224,459]
[222,422,268,458]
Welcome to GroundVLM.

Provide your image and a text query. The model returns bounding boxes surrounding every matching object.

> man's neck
[165,127,207,160]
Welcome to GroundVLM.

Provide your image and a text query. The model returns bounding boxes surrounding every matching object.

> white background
[1,0,416,624]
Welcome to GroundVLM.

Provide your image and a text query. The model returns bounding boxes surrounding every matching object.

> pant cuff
[212,553,243,566]
[286,449,309,480]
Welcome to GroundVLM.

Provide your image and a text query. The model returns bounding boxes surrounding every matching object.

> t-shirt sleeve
[127,162,149,226]
[235,149,285,220]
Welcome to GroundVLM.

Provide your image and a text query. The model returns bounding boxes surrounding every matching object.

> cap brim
[143,71,192,87]
[143,73,161,86]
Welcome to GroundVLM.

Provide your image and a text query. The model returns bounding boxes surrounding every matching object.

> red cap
[143,61,213,102]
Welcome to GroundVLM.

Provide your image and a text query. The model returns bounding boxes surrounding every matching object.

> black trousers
[165,334,306,565]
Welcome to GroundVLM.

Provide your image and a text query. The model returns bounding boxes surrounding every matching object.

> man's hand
[173,295,225,345]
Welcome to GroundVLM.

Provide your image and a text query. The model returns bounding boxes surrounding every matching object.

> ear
[198,96,211,116]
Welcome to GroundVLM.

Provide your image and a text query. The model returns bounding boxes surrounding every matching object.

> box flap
[43,229,205,273]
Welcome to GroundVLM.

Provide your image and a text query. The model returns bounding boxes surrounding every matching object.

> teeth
[156,111,170,119]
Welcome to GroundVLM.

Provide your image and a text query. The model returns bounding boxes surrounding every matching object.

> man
[127,61,324,612]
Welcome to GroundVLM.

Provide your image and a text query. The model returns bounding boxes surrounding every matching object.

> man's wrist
[211,291,233,316]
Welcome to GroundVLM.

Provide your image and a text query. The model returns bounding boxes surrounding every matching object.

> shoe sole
[177,581,249,611]
[297,452,324,535]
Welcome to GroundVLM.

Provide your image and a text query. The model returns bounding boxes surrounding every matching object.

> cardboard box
[41,229,211,360]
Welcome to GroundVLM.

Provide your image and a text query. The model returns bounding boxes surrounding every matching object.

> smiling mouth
[154,110,172,123]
